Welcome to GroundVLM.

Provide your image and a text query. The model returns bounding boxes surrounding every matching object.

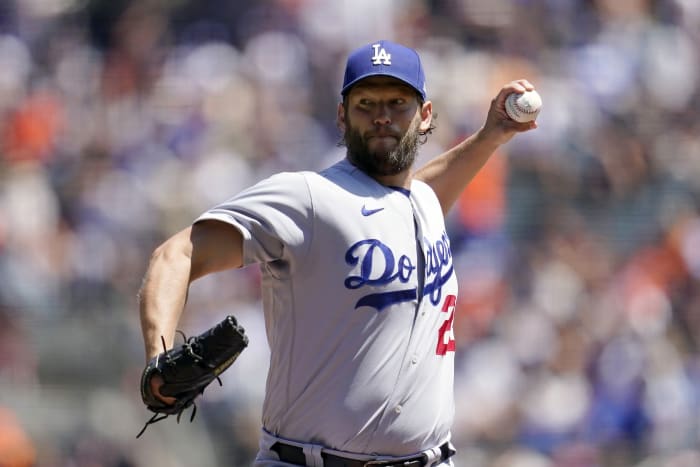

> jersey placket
[368,195,429,434]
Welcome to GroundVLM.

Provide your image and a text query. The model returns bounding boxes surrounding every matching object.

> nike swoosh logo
[361,205,385,216]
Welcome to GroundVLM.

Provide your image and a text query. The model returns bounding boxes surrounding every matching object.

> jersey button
[394,405,402,414]
[411,355,418,364]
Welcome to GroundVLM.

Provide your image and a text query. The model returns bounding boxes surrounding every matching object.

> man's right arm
[415,79,537,216]
[138,219,244,361]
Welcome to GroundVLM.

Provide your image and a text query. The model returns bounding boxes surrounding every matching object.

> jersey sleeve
[194,171,313,267]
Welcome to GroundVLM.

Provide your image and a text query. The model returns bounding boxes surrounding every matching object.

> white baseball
[505,90,542,123]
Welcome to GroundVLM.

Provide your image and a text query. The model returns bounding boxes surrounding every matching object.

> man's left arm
[414,79,537,216]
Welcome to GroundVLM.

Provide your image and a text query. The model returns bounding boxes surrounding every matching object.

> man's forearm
[415,127,502,215]
[139,242,193,360]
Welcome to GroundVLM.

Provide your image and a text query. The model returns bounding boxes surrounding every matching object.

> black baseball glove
[137,315,249,438]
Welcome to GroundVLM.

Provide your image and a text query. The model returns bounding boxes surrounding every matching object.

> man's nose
[373,104,391,125]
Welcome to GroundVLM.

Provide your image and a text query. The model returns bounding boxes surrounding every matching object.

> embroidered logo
[344,239,416,311]
[371,44,391,65]
[361,205,385,216]
[343,231,454,312]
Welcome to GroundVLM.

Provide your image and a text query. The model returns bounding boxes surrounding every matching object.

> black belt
[271,441,452,467]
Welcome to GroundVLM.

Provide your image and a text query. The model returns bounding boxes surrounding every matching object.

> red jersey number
[436,294,456,355]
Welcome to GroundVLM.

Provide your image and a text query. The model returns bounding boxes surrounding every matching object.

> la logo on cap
[341,40,426,100]
[371,43,391,65]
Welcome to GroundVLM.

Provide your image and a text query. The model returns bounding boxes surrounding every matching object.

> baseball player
[139,39,537,466]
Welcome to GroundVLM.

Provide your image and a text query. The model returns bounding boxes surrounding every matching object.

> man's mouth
[367,132,399,140]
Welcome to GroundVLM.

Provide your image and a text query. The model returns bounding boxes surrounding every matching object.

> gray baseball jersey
[196,158,458,456]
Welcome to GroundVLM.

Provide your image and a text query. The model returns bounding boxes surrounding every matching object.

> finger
[520,120,538,131]
[151,374,177,405]
[493,83,524,107]
[500,80,536,99]
[513,79,535,92]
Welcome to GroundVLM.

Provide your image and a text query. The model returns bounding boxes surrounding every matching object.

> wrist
[471,126,504,152]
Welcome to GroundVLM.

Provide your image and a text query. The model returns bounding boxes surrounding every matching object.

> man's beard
[344,118,421,177]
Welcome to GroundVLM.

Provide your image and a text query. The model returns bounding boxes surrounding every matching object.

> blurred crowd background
[1,0,700,466]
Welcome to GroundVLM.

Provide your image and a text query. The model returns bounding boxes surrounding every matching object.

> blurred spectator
[0,407,36,467]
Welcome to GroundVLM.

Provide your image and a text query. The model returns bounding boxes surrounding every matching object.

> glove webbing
[136,404,197,439]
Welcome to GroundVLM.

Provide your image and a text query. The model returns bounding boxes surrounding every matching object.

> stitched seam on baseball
[506,98,520,117]
[515,99,537,114]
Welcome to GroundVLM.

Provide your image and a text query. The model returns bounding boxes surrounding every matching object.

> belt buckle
[363,460,395,467]
[364,459,424,467]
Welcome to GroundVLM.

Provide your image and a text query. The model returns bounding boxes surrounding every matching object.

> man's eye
[392,98,413,108]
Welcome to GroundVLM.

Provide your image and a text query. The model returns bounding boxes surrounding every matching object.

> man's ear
[336,102,346,132]
[419,100,433,132]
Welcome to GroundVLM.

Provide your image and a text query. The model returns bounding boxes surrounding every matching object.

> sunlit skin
[337,76,433,188]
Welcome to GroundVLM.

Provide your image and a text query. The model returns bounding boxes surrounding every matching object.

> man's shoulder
[251,163,360,200]
[260,160,353,185]
[317,158,380,189]
[409,177,436,197]
[318,158,355,179]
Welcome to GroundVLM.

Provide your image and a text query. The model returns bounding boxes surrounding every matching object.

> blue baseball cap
[341,40,427,100]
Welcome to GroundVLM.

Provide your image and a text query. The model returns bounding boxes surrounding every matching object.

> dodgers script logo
[344,232,453,311]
